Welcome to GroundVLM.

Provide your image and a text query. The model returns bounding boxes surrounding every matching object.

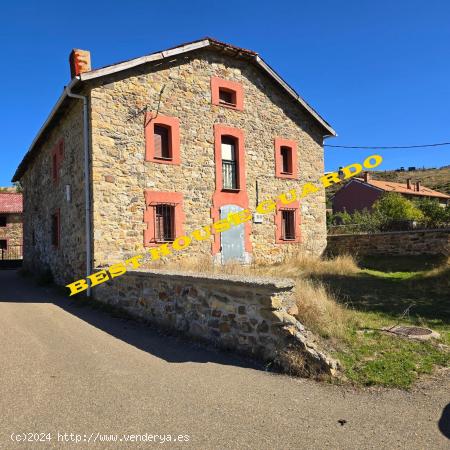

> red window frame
[214,124,246,193]
[51,209,61,248]
[143,191,185,247]
[274,137,298,179]
[275,200,301,244]
[144,113,181,165]
[51,139,64,184]
[211,77,244,111]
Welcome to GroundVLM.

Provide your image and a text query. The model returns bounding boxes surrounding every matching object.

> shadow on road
[0,270,263,372]
[439,403,450,439]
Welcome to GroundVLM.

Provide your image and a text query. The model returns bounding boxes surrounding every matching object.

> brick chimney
[416,181,421,192]
[69,49,91,78]
[406,178,412,190]
[363,171,370,182]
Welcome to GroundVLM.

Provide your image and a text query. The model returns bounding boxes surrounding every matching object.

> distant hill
[326,166,450,207]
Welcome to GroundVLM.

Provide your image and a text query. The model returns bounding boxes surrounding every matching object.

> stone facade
[0,213,23,250]
[89,49,327,269]
[327,229,450,257]
[20,101,87,284]
[95,269,337,376]
[17,44,331,285]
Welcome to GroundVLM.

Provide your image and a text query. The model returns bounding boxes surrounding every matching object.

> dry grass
[151,253,359,340]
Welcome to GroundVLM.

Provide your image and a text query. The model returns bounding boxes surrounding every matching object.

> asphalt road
[0,269,448,449]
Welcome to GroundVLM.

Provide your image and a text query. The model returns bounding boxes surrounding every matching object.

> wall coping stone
[328,227,450,238]
[108,268,296,291]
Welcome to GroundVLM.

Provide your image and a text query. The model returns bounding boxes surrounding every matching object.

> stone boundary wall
[94,269,337,377]
[326,228,450,257]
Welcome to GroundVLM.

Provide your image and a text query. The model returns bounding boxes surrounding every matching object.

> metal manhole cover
[382,325,440,341]
[394,326,432,336]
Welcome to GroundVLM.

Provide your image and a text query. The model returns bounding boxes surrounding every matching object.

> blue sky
[1,0,449,186]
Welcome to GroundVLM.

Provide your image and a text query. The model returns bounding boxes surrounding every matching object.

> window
[154,204,175,242]
[221,136,238,190]
[51,139,64,183]
[211,77,244,111]
[154,125,171,159]
[281,210,296,240]
[51,210,60,248]
[143,191,185,247]
[219,88,236,107]
[0,240,7,250]
[275,200,300,244]
[280,146,293,174]
[0,216,6,227]
[274,138,297,179]
[145,113,180,165]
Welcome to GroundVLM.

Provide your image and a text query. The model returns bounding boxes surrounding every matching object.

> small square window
[211,77,244,111]
[0,216,6,227]
[219,88,236,107]
[51,211,60,248]
[0,240,7,250]
[154,204,175,242]
[281,210,296,240]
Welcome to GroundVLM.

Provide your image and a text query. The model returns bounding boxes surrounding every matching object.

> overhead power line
[324,142,450,149]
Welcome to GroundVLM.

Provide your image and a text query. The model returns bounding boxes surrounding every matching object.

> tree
[372,193,424,222]
[415,198,449,226]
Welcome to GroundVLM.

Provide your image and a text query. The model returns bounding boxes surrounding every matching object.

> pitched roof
[0,193,23,213]
[12,37,336,182]
[355,178,450,199]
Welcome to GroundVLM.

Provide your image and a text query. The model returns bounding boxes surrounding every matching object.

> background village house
[332,171,450,213]
[13,38,336,285]
[0,191,23,265]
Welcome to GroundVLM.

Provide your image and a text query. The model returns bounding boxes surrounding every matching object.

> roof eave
[12,77,81,182]
[80,38,336,136]
[13,37,337,181]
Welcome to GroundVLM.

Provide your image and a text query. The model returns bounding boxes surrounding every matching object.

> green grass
[311,257,450,388]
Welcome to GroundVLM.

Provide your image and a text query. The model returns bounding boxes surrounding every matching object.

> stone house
[13,38,336,285]
[0,192,23,259]
[332,172,450,213]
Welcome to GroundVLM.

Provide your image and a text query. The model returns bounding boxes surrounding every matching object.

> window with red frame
[221,136,239,190]
[281,209,296,240]
[280,146,293,174]
[211,77,244,111]
[153,125,172,160]
[52,140,64,183]
[153,204,175,242]
[51,210,60,248]
[219,88,237,107]
[145,113,180,165]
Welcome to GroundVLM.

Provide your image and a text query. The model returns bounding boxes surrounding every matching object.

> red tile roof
[355,178,450,199]
[0,193,23,213]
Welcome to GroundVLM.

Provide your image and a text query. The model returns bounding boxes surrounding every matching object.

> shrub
[372,192,424,222]
[414,198,449,227]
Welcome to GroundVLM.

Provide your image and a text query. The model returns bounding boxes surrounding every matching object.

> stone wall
[89,48,327,268]
[0,214,23,248]
[20,101,87,284]
[94,269,337,376]
[327,229,450,257]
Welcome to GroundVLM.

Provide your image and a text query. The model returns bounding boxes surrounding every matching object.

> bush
[414,198,449,227]
[372,193,424,222]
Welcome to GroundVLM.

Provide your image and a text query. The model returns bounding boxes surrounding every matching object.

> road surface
[0,270,448,449]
